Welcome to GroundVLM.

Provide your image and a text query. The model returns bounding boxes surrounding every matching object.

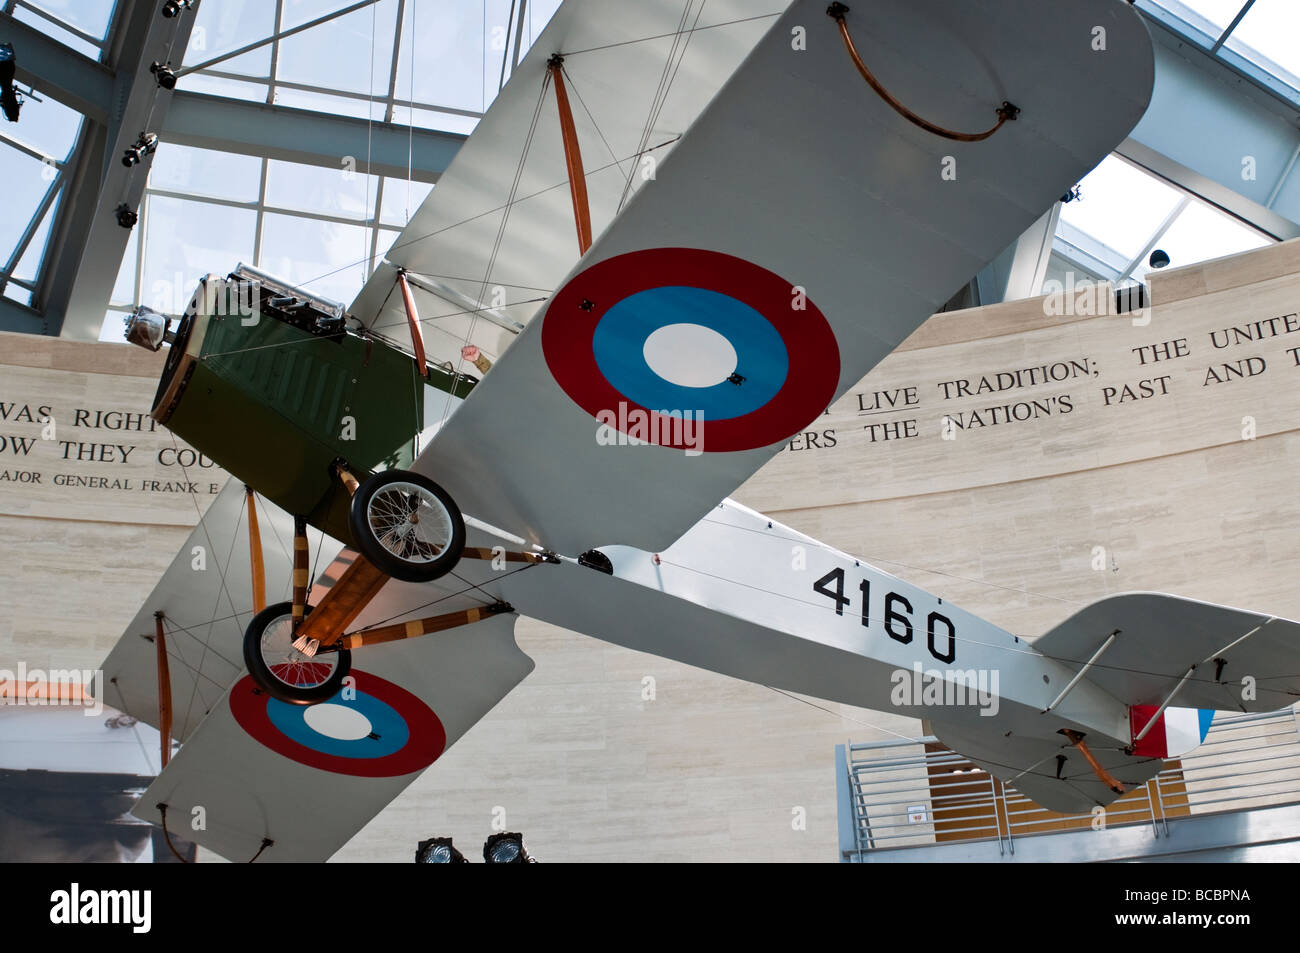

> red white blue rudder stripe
[1130,705,1214,758]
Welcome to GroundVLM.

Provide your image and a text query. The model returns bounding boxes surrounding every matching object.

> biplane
[100,0,1300,862]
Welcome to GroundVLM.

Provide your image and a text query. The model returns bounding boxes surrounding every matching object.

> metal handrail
[841,706,1300,858]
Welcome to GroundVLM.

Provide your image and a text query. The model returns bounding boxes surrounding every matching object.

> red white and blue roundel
[230,671,446,777]
[541,247,841,453]
[1130,705,1214,759]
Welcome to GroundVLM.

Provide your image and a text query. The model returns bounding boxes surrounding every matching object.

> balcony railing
[838,707,1300,861]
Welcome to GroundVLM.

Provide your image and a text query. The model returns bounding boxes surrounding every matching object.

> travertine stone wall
[1,238,1298,862]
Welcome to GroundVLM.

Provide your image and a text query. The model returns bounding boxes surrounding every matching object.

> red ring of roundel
[541,247,841,453]
[229,670,447,778]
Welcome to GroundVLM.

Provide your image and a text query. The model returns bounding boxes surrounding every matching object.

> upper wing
[349,0,782,367]
[394,0,1155,554]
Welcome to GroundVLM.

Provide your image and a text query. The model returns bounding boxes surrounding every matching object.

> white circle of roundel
[642,323,738,388]
[303,702,373,741]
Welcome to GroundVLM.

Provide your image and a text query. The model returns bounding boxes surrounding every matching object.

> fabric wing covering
[351,0,1155,555]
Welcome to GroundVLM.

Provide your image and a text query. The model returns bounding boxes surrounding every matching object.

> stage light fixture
[150,61,178,90]
[415,836,468,863]
[483,832,532,864]
[124,306,175,351]
[1,42,20,122]
[162,0,194,18]
[122,132,159,168]
[115,204,139,229]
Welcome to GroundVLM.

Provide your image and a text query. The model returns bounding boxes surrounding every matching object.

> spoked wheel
[242,601,351,706]
[349,469,465,582]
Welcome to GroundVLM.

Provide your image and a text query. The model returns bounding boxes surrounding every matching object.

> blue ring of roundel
[266,689,411,759]
[589,285,789,422]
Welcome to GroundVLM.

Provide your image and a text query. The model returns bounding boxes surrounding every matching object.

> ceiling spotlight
[0,42,20,123]
[483,832,533,864]
[415,837,468,863]
[115,203,139,229]
[1060,184,1082,204]
[162,0,194,18]
[122,132,159,168]
[150,61,177,90]
[1148,248,1171,269]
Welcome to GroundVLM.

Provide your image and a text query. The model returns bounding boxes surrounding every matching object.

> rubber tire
[242,601,352,706]
[348,469,466,583]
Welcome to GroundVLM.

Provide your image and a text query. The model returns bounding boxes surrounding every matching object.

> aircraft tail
[933,592,1298,813]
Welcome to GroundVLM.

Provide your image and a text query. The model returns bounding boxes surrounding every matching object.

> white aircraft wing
[131,604,532,863]
[99,485,541,861]
[99,479,343,741]
[349,0,783,367]
[388,0,1154,554]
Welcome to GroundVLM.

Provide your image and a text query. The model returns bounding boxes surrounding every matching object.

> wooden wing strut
[245,485,266,614]
[548,55,592,254]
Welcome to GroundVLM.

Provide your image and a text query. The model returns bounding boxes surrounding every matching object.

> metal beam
[177,0,381,78]
[0,295,49,334]
[42,0,201,340]
[1125,14,1300,240]
[0,10,114,123]
[974,204,1062,304]
[161,91,466,184]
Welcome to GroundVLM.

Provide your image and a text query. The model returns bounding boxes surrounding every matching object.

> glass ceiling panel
[183,0,275,77]
[1059,156,1184,263]
[11,190,58,283]
[1,90,83,162]
[393,0,513,113]
[1145,0,1250,38]
[1131,201,1270,281]
[276,0,398,96]
[260,211,370,306]
[1222,0,1300,94]
[148,143,263,204]
[18,0,117,41]
[379,177,433,228]
[390,103,479,136]
[264,158,379,220]
[177,73,269,102]
[140,195,257,314]
[89,0,566,346]
[1054,151,1275,289]
[11,4,100,59]
[272,86,386,120]
[3,285,32,306]
[0,147,51,265]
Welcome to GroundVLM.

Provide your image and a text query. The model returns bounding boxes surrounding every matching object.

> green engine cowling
[138,272,475,545]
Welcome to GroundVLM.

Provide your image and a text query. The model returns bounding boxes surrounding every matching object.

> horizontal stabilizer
[1033,592,1300,714]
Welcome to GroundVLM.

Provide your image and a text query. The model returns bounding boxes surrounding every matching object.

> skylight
[97,0,563,342]
[1139,0,1300,102]
[1053,154,1274,286]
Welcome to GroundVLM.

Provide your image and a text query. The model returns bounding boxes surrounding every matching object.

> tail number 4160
[812,568,956,664]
